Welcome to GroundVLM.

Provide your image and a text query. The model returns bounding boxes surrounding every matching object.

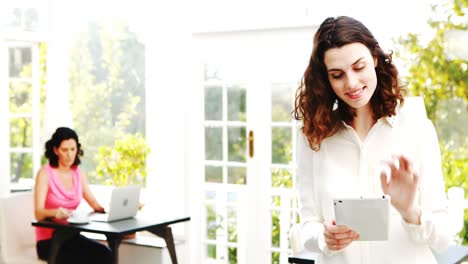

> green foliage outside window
[93,133,150,187]
[69,21,146,182]
[9,43,47,182]
[396,0,468,244]
[271,209,280,264]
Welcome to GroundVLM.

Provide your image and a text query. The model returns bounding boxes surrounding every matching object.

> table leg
[148,226,177,264]
[49,229,79,264]
[105,234,123,264]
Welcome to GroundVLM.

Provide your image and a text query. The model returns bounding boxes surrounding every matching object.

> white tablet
[333,195,390,241]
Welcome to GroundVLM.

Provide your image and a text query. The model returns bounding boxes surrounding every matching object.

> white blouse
[297,100,451,264]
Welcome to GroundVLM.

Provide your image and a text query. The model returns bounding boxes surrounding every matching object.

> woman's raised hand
[380,155,420,224]
[324,220,360,251]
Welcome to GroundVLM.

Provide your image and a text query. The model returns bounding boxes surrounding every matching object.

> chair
[0,192,46,263]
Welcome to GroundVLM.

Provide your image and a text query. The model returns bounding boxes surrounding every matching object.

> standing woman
[34,127,113,264]
[293,16,450,263]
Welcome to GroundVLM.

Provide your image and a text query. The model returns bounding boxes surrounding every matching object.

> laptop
[90,185,141,222]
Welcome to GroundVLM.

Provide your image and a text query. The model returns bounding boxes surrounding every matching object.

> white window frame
[1,2,48,193]
[5,41,43,191]
[0,40,10,196]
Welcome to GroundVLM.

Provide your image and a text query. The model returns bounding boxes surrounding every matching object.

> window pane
[205,165,223,183]
[9,47,32,78]
[228,127,246,162]
[206,204,217,240]
[69,20,146,183]
[271,195,280,207]
[207,244,216,259]
[227,85,246,121]
[205,190,216,201]
[204,63,221,81]
[271,83,293,122]
[227,166,246,185]
[24,8,39,32]
[10,117,33,148]
[205,85,223,121]
[205,127,223,160]
[9,81,32,113]
[271,127,292,164]
[271,168,293,188]
[271,252,280,264]
[10,152,33,182]
[271,209,280,247]
[227,206,237,219]
[4,8,40,32]
[5,8,22,29]
[227,192,238,203]
[227,207,237,243]
[228,247,238,264]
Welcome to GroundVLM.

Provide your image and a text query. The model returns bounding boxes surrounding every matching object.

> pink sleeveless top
[35,164,83,241]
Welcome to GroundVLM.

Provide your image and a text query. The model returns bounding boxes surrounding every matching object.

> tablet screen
[333,196,390,241]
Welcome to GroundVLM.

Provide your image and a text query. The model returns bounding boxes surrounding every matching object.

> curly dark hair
[293,16,404,151]
[44,127,83,167]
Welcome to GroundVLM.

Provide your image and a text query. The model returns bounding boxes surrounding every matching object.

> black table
[32,215,190,264]
[288,251,316,264]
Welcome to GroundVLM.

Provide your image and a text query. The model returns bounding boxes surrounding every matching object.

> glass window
[1,6,44,33]
[6,42,46,189]
[68,19,146,184]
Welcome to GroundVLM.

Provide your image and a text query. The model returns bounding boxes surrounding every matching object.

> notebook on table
[90,185,141,223]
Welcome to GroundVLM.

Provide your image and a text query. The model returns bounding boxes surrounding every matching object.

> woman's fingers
[324,230,353,241]
[57,207,72,219]
[324,222,351,233]
[381,155,417,183]
[328,243,350,251]
[325,234,356,250]
[64,208,72,217]
[380,170,389,194]
[399,156,419,184]
[325,236,351,246]
[334,231,357,240]
[412,170,419,185]
[323,222,360,251]
[398,155,408,171]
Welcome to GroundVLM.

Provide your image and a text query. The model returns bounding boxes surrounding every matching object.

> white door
[192,27,316,264]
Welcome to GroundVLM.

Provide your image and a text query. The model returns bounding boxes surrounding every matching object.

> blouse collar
[383,115,397,128]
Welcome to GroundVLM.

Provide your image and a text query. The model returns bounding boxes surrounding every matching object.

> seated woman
[34,127,113,264]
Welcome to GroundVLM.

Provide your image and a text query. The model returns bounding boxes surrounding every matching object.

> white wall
[144,0,192,240]
[192,0,434,49]
[42,0,74,142]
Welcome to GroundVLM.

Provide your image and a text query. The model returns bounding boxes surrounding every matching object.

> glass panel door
[195,26,314,264]
[269,82,300,263]
[203,63,249,264]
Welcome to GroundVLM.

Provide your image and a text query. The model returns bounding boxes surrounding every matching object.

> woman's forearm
[35,208,59,221]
